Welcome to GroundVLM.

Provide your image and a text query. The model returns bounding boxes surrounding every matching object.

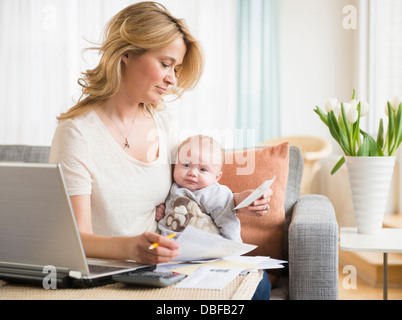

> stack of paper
[170,256,287,290]
[224,256,287,271]
[157,226,287,290]
[174,266,243,290]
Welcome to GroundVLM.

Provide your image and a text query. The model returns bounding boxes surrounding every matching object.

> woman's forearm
[80,232,136,261]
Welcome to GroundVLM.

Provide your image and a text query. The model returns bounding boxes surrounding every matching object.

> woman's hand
[233,188,273,217]
[72,196,178,264]
[132,232,180,265]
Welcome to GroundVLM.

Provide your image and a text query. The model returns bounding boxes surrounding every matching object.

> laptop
[0,162,153,288]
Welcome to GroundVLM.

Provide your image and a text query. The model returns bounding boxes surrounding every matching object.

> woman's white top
[49,108,176,237]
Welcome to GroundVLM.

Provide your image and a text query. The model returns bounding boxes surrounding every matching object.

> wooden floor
[338,268,402,300]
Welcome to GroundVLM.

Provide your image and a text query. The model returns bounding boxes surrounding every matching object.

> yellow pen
[148,233,176,250]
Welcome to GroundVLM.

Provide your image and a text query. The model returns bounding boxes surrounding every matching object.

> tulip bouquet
[314,90,402,174]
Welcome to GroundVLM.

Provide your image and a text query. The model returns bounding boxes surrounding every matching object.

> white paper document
[254,258,287,270]
[174,266,243,290]
[234,176,276,210]
[223,256,287,270]
[174,226,257,262]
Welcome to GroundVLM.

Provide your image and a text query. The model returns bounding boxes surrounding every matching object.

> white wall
[279,0,384,227]
[279,0,357,145]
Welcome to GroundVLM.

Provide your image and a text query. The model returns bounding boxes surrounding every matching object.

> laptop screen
[0,163,90,275]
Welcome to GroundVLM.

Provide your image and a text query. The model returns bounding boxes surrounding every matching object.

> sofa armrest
[288,194,338,300]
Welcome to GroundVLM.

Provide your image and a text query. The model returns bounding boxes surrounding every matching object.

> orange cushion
[219,142,290,260]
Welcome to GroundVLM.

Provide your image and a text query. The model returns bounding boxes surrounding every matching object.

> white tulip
[385,96,402,116]
[325,98,338,113]
[342,102,351,114]
[360,101,369,117]
[346,103,358,123]
[328,102,342,118]
[390,96,402,111]
[350,99,358,110]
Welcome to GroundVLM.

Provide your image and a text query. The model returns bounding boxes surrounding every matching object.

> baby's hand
[233,188,273,217]
[155,203,166,221]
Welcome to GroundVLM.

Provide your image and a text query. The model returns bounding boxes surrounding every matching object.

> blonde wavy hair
[58,1,204,121]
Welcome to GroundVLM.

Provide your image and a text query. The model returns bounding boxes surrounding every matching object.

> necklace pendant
[124,138,130,149]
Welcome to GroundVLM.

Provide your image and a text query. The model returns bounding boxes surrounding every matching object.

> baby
[158,135,242,242]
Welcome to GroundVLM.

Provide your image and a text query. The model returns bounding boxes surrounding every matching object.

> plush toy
[165,196,219,234]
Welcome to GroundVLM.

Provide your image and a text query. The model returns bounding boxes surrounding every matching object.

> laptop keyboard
[88,264,127,275]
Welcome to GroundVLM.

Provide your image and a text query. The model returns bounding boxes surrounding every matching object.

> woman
[50,2,272,270]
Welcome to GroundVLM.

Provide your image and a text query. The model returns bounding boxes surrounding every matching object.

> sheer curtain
[355,0,402,213]
[0,0,130,145]
[236,0,280,148]
[372,0,402,213]
[0,0,237,147]
[374,0,402,123]
[160,0,237,149]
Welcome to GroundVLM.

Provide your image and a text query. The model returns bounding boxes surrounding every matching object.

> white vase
[345,156,396,234]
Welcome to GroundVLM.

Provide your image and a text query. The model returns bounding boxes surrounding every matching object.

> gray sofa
[0,144,338,299]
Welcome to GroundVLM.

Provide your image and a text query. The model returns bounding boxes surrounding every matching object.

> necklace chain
[104,109,136,149]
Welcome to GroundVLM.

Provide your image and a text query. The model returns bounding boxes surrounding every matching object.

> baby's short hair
[178,135,225,168]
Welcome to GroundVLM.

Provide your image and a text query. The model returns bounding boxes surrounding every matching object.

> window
[368,0,402,212]
[0,0,238,147]
[369,0,402,131]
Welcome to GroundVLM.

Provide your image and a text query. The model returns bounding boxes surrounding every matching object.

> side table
[340,227,402,300]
